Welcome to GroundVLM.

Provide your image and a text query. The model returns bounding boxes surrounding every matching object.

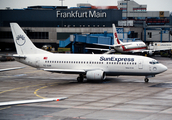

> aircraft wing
[0,67,25,72]
[43,68,105,74]
[86,47,110,51]
[92,43,132,47]
[43,69,86,74]
[0,97,67,106]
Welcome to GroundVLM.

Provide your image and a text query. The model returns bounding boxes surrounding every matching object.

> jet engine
[86,70,106,80]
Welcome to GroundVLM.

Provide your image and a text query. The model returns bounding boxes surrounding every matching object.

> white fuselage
[115,41,147,53]
[16,54,167,76]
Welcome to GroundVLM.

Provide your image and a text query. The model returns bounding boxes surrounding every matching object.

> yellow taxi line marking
[33,83,58,99]
[0,84,45,94]
[0,106,11,111]
[24,70,42,74]
[34,86,48,99]
[0,80,59,111]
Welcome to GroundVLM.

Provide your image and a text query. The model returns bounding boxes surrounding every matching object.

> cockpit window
[149,61,159,64]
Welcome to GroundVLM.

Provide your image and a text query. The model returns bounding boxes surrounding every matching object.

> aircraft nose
[160,64,168,73]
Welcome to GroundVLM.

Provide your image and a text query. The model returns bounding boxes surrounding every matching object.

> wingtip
[55,97,67,101]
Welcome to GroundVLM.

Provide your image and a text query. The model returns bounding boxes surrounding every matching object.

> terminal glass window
[0,32,13,39]
[147,32,152,39]
[27,32,49,39]
[120,3,127,5]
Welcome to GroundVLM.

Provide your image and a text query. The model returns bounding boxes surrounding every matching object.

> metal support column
[144,28,146,42]
[160,29,163,42]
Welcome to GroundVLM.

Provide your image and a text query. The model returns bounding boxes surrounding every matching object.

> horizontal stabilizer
[2,54,26,58]
[13,54,26,58]
[0,97,67,106]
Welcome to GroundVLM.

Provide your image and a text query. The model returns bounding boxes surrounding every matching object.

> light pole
[59,0,64,6]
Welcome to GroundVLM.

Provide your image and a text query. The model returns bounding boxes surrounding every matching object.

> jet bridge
[59,33,113,53]
[59,31,138,53]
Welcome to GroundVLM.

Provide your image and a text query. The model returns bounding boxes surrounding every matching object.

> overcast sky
[0,0,172,12]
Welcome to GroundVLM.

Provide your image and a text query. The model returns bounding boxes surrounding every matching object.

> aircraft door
[138,60,143,69]
[149,65,152,72]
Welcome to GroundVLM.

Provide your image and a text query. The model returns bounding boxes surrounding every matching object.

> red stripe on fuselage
[122,46,147,52]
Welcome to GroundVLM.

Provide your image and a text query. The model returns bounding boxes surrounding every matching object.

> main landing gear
[77,74,84,83]
[144,78,149,83]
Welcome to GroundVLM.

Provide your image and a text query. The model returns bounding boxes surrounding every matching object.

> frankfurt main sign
[57,10,107,18]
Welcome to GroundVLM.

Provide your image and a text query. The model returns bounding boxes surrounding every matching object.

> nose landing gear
[144,75,155,83]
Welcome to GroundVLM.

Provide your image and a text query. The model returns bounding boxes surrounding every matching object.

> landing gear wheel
[144,78,149,83]
[77,74,84,83]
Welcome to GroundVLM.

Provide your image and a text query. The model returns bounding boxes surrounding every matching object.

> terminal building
[0,0,172,52]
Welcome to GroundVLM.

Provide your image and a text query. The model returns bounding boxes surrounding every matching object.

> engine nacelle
[86,70,106,80]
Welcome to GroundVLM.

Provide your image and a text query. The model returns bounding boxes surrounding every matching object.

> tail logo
[16,35,26,46]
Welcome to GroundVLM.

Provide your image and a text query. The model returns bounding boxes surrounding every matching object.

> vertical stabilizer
[112,24,123,45]
[10,23,51,55]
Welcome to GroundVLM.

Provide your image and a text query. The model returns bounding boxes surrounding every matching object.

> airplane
[86,24,154,55]
[9,23,167,83]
